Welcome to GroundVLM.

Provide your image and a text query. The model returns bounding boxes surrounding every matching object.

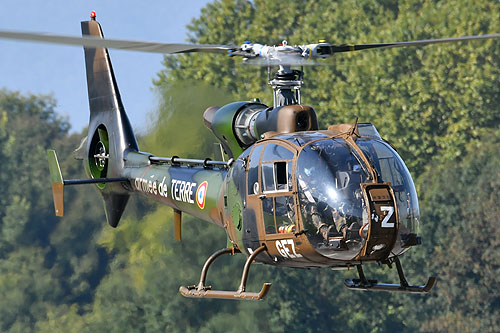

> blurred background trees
[0,0,499,331]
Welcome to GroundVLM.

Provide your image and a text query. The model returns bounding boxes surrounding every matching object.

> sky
[0,0,211,133]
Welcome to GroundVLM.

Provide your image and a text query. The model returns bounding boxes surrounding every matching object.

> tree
[0,90,108,331]
[407,133,500,332]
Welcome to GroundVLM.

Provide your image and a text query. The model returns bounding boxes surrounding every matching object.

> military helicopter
[1,12,499,301]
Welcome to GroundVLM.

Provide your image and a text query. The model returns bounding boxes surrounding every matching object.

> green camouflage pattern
[123,152,229,228]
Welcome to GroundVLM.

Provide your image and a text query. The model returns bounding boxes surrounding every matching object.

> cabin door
[246,141,302,260]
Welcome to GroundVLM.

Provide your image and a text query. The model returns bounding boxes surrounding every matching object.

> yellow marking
[350,45,355,51]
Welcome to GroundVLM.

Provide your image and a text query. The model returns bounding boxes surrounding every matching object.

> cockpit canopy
[244,129,420,262]
[294,133,419,259]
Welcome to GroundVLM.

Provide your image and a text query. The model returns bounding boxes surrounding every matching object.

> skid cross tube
[179,245,272,301]
[344,257,437,293]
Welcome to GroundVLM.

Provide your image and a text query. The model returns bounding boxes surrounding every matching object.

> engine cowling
[203,101,318,158]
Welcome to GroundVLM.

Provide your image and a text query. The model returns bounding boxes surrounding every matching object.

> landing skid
[344,257,436,293]
[179,245,272,301]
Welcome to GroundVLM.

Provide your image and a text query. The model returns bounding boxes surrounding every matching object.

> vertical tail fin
[81,16,138,227]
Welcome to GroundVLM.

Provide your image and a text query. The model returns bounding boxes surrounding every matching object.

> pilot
[308,204,330,239]
[298,166,340,240]
[332,205,347,238]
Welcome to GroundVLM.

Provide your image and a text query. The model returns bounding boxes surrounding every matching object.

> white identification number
[275,239,303,258]
[380,206,395,228]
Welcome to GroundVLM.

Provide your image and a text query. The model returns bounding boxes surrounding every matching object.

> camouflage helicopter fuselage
[45,16,435,300]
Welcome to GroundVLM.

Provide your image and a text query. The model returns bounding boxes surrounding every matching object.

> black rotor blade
[331,33,500,53]
[0,30,231,54]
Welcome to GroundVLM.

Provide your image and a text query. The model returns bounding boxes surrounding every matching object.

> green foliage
[413,133,500,331]
[141,81,234,158]
[0,90,108,331]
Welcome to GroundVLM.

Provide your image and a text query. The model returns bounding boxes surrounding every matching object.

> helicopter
[1,12,499,301]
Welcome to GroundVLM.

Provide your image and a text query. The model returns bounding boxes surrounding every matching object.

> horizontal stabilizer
[47,149,129,217]
[48,150,64,216]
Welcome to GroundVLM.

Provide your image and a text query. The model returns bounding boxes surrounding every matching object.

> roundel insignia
[196,181,208,209]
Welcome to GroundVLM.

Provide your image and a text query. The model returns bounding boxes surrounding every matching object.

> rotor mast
[269,65,303,107]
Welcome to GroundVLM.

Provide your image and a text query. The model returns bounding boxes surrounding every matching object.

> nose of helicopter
[294,133,420,260]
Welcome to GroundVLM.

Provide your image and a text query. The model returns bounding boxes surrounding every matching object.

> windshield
[296,136,420,259]
[297,138,370,260]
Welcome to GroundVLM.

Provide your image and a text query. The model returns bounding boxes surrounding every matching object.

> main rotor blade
[0,30,231,54]
[331,33,500,53]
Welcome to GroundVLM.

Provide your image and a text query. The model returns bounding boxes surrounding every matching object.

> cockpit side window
[261,144,294,194]
[262,161,293,193]
[275,161,287,190]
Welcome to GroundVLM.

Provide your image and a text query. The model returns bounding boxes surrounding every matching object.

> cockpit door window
[262,163,275,192]
[262,197,276,234]
[248,142,297,235]
[356,139,420,239]
[262,161,292,193]
[263,195,296,234]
